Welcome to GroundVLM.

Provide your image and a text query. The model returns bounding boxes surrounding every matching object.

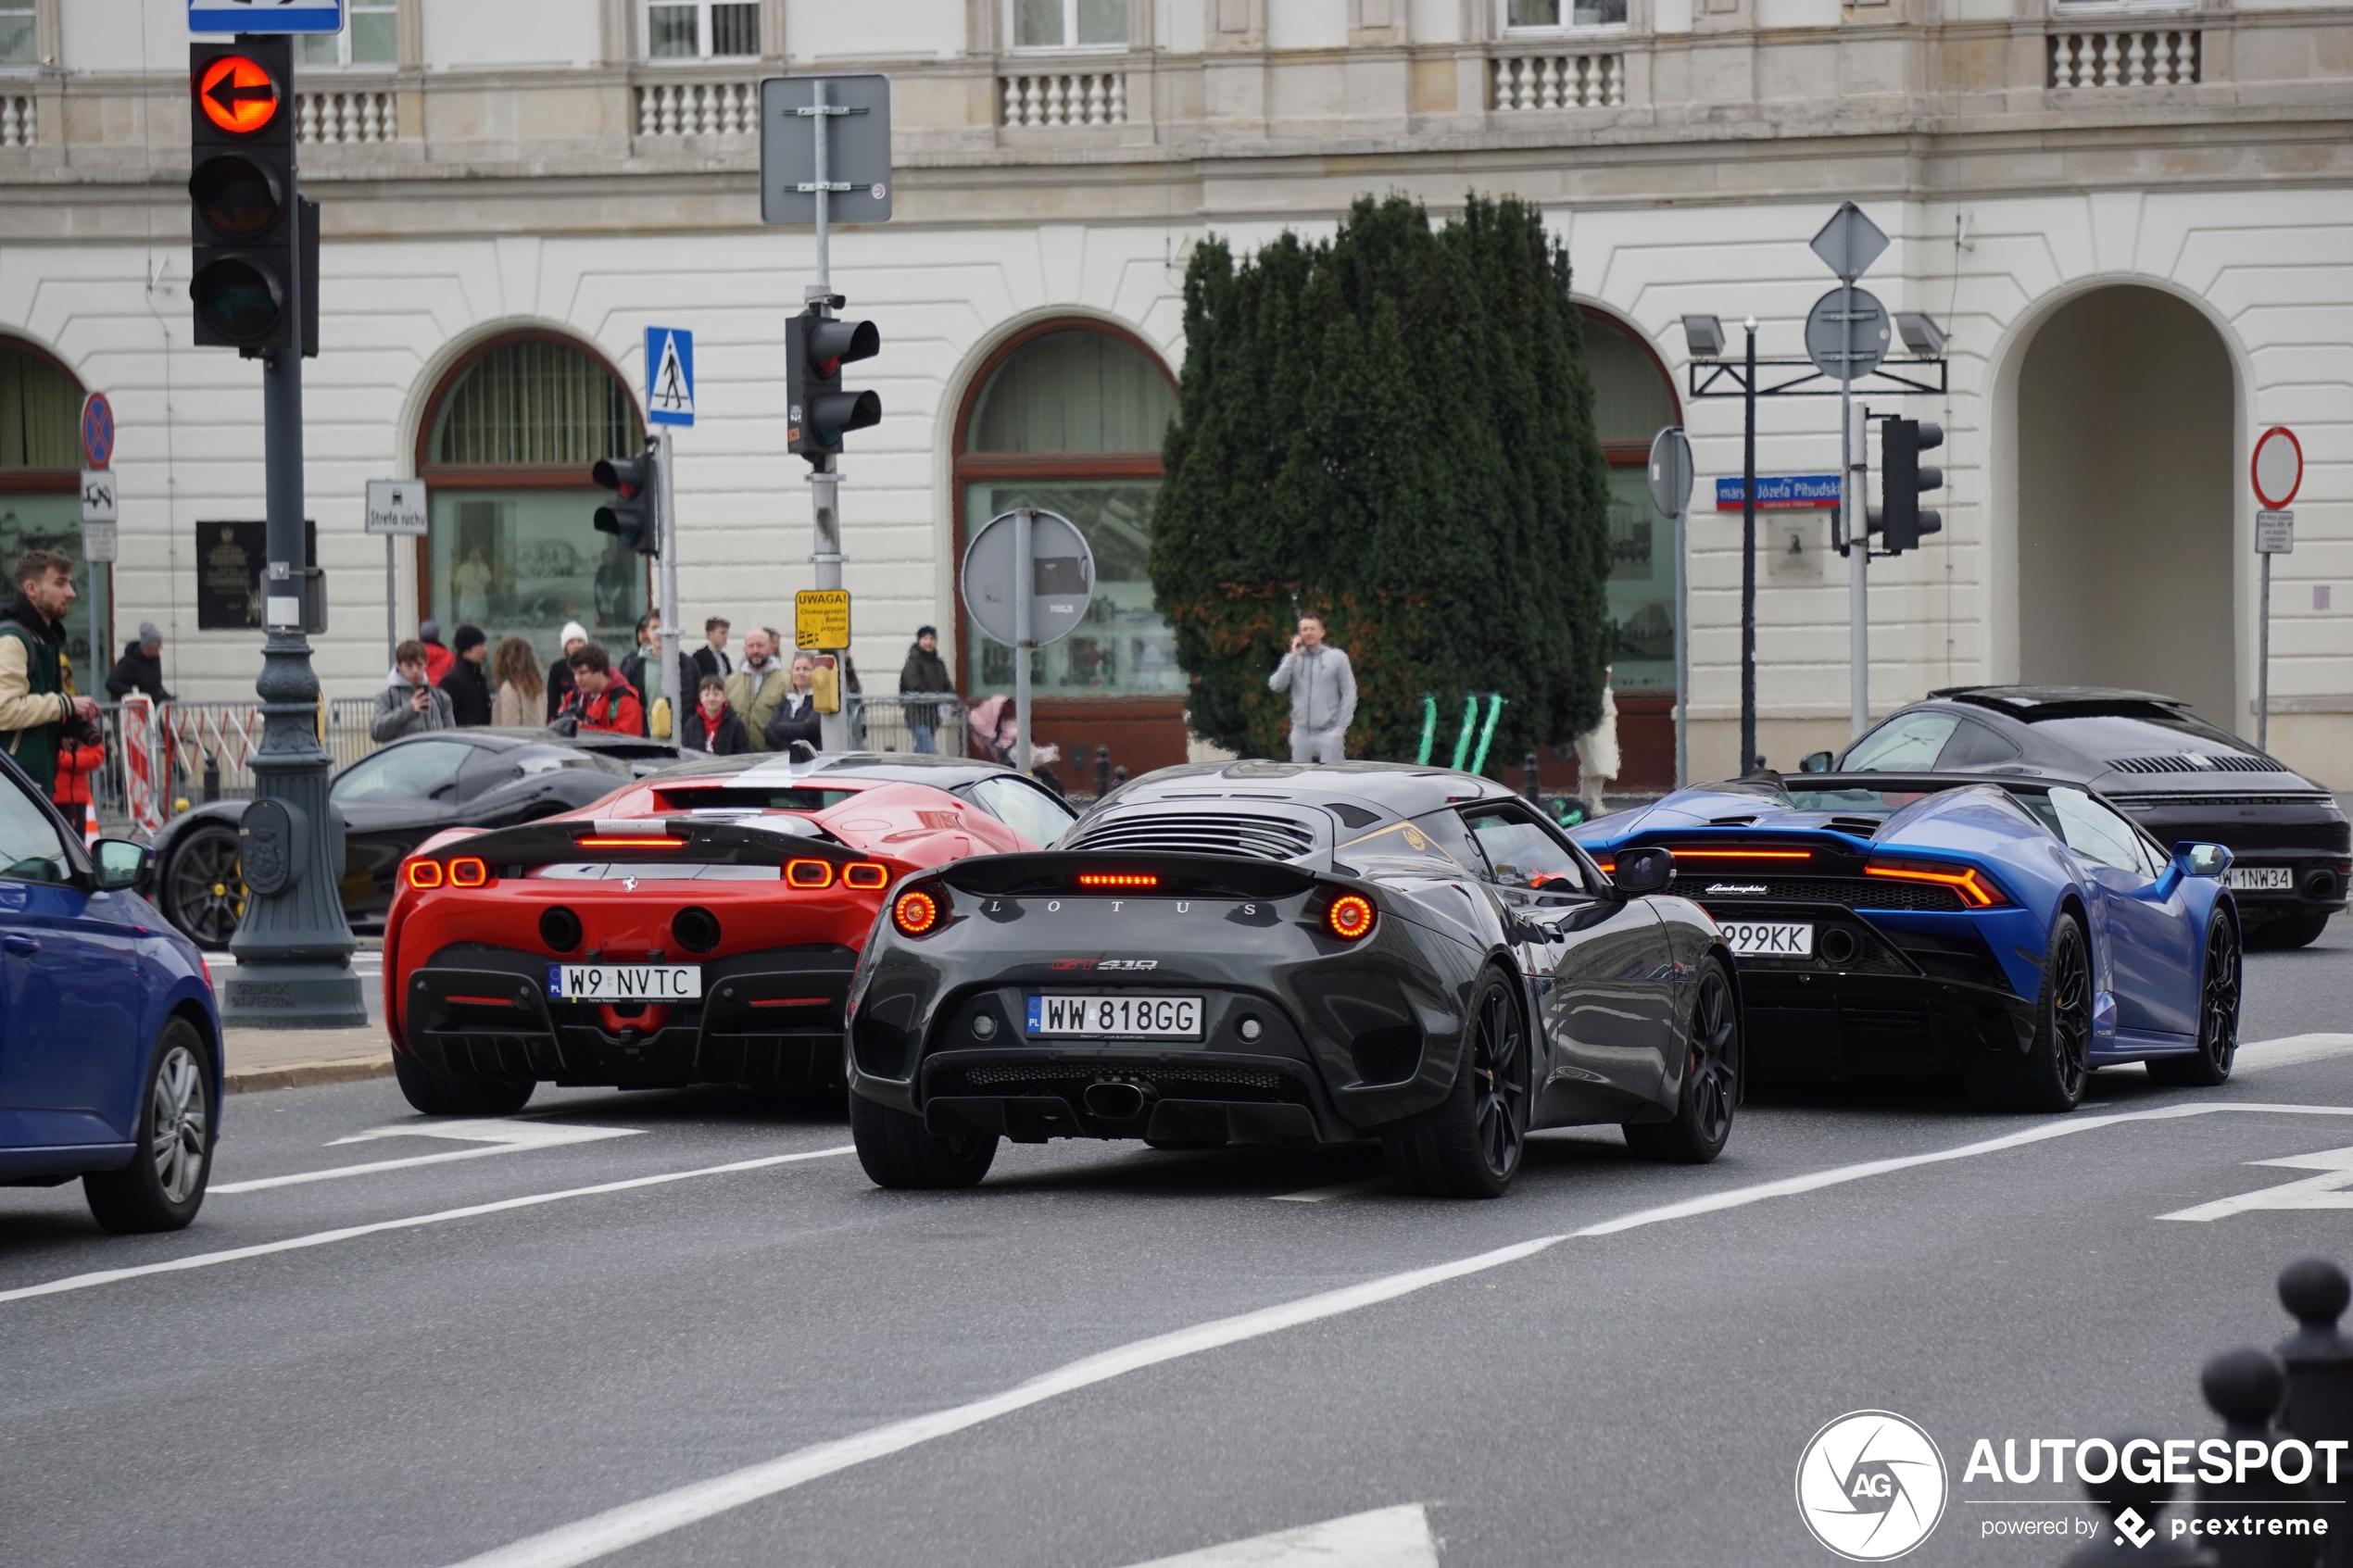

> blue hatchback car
[0,753,222,1232]
[1573,771,2241,1111]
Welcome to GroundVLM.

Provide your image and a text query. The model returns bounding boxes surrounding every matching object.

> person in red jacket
[52,713,105,845]
[559,641,643,736]
[417,620,457,686]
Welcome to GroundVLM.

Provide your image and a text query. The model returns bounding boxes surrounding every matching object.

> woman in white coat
[1572,666,1619,818]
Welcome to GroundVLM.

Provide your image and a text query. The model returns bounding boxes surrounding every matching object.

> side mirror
[2175,841,2232,879]
[93,837,152,892]
[1611,845,1674,897]
[1799,750,1834,774]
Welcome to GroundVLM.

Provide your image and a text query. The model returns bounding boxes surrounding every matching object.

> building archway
[2013,285,2237,726]
[1578,307,1681,789]
[950,320,1181,775]
[0,337,107,679]
[412,331,646,670]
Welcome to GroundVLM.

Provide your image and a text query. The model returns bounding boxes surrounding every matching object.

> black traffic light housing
[786,307,881,464]
[1870,417,1944,554]
[189,36,313,357]
[593,443,660,557]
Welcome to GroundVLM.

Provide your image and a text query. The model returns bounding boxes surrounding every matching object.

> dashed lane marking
[439,1099,2353,1568]
[1116,1504,1438,1567]
[210,1119,641,1195]
[1270,1177,1390,1203]
[0,1145,854,1307]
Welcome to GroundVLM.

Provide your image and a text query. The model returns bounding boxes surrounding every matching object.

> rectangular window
[0,0,32,67]
[1505,0,1627,26]
[1603,469,1674,692]
[296,0,397,67]
[431,492,645,671]
[1013,0,1128,50]
[644,1,761,59]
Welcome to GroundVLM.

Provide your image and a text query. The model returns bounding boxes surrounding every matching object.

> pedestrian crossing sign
[647,327,695,428]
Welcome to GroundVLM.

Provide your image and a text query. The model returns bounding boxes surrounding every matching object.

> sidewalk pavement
[223,1025,396,1095]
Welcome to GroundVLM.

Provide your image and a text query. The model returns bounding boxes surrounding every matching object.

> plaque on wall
[195,520,317,631]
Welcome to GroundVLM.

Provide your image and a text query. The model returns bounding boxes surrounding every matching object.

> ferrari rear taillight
[786,859,836,889]
[447,856,490,887]
[406,859,444,889]
[843,861,889,890]
[1866,858,2008,909]
[892,888,940,936]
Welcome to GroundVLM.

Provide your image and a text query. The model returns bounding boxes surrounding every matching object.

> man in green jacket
[0,550,100,794]
[722,626,791,751]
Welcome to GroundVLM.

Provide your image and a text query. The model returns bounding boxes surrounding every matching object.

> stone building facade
[1,0,2347,782]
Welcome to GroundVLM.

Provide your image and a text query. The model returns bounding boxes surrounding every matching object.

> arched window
[953,324,1181,765]
[415,334,646,665]
[1581,310,1681,698]
[0,339,108,679]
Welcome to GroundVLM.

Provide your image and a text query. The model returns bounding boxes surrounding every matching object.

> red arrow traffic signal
[197,55,281,135]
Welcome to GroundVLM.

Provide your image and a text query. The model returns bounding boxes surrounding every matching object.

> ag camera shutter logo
[1796,1411,1949,1561]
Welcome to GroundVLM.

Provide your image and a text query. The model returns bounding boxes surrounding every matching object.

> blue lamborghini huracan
[1572,772,2241,1110]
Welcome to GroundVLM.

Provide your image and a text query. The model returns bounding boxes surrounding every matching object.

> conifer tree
[1151,194,1611,771]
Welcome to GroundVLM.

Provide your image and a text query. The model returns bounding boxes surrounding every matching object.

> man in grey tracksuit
[1266,614,1355,764]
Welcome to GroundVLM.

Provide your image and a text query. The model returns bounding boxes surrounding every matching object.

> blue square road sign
[647,328,696,429]
[190,1,346,36]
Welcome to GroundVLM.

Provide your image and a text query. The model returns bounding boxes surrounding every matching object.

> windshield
[1840,712,1957,771]
[1784,786,1935,813]
[332,739,472,804]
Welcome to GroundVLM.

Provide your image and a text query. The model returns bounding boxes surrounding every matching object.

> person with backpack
[0,550,101,795]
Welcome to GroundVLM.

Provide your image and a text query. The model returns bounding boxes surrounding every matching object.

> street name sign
[2257,510,2295,555]
[760,74,893,226]
[364,479,427,536]
[189,0,344,34]
[795,588,850,650]
[646,327,695,428]
[1716,475,1842,510]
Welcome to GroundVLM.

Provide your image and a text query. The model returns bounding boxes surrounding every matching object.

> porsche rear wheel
[164,823,245,950]
[1973,911,2090,1113]
[393,1050,535,1117]
[1382,969,1529,1199]
[850,1093,999,1189]
[1623,959,1740,1164]
[2147,911,2239,1087]
[2247,911,2330,950]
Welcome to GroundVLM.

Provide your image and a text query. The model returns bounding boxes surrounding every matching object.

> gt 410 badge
[1050,958,1159,972]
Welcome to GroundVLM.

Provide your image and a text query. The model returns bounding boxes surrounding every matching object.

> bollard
[2196,1348,2322,1568]
[2063,1434,2216,1566]
[1095,745,1112,800]
[1523,750,1541,802]
[2276,1260,2353,1568]
[202,752,220,805]
[1112,764,1127,789]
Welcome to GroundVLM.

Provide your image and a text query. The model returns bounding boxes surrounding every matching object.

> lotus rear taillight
[892,888,941,937]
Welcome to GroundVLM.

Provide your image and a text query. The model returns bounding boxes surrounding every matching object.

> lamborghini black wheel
[2147,910,2239,1087]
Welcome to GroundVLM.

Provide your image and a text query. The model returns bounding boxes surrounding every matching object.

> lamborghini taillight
[1865,858,2008,909]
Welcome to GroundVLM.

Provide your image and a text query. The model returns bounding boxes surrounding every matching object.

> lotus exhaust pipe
[1082,1079,1155,1121]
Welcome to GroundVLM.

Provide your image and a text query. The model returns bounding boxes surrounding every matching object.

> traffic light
[786,307,881,464]
[592,443,659,556]
[189,37,312,356]
[1870,417,1944,554]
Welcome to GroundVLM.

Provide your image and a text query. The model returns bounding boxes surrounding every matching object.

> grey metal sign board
[1805,286,1890,383]
[2257,509,2295,555]
[1646,427,1693,518]
[760,74,893,227]
[1810,201,1888,282]
[961,508,1093,648]
[364,478,427,537]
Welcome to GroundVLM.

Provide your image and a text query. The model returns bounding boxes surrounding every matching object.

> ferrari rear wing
[407,816,858,873]
[932,851,1322,901]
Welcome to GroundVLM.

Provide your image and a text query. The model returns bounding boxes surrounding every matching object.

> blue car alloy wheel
[2147,910,2240,1087]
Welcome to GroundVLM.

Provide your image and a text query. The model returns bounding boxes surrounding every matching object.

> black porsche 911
[845,760,1742,1198]
[148,728,664,948]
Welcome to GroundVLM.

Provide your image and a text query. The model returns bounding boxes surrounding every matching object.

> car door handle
[3,935,39,954]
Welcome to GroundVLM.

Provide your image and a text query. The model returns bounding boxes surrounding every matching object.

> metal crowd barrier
[845,693,967,759]
[89,696,384,835]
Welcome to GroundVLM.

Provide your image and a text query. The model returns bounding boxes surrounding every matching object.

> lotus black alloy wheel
[1974,911,2090,1112]
[1623,959,1740,1163]
[166,824,245,950]
[84,1019,212,1233]
[2148,911,2240,1088]
[850,1091,999,1189]
[1382,970,1529,1198]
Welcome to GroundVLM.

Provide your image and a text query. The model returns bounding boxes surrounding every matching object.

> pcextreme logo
[1796,1411,1950,1562]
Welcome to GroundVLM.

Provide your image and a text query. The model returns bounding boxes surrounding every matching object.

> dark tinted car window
[1462,805,1587,891]
[1843,711,1957,771]
[1935,720,2020,769]
[2005,709,2255,759]
[0,774,71,884]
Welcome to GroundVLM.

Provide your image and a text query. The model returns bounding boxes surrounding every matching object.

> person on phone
[371,639,456,742]
[1266,613,1355,764]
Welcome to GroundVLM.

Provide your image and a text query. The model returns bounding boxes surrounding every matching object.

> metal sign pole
[384,533,396,673]
[1741,320,1757,775]
[1013,506,1033,771]
[2259,549,2272,753]
[1843,273,1868,743]
[656,425,681,735]
[804,76,850,754]
[1674,504,1688,788]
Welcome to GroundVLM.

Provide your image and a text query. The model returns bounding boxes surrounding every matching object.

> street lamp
[1895,311,1946,358]
[1680,315,1727,361]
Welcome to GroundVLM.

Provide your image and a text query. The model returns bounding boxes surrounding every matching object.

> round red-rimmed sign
[2252,426,2303,510]
[80,391,113,470]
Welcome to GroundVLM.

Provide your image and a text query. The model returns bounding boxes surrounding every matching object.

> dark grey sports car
[147,728,664,948]
[1807,686,2347,947]
[845,761,1743,1198]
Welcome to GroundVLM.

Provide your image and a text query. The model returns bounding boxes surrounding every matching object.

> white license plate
[547,964,702,1002]
[2227,867,2294,891]
[1719,922,1814,958]
[1026,995,1202,1038]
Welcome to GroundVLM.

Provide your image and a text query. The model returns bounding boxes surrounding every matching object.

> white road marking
[1116,1505,1437,1568]
[439,1098,2353,1568]
[2159,1144,2353,1221]
[210,1120,641,1195]
[1270,1177,1390,1203]
[0,1146,854,1307]
[2234,1033,2353,1074]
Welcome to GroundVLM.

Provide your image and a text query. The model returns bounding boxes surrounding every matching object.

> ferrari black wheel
[1973,911,2090,1113]
[850,1092,999,1189]
[164,824,245,950]
[1623,958,1740,1164]
[2247,911,2330,950]
[393,1050,535,1116]
[2147,911,2239,1088]
[1382,969,1529,1199]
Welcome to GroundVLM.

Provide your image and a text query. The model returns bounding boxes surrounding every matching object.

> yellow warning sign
[795,589,851,650]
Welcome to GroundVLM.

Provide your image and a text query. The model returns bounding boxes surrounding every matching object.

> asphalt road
[4,915,2350,1568]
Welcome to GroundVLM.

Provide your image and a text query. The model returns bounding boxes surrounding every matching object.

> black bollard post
[2062,1434,2216,1565]
[1523,750,1541,801]
[2276,1260,2353,1567]
[202,751,220,805]
[2196,1348,2322,1568]
[1095,745,1111,800]
[1112,764,1127,789]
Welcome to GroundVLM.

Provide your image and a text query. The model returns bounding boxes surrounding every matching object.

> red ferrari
[383,754,1077,1115]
